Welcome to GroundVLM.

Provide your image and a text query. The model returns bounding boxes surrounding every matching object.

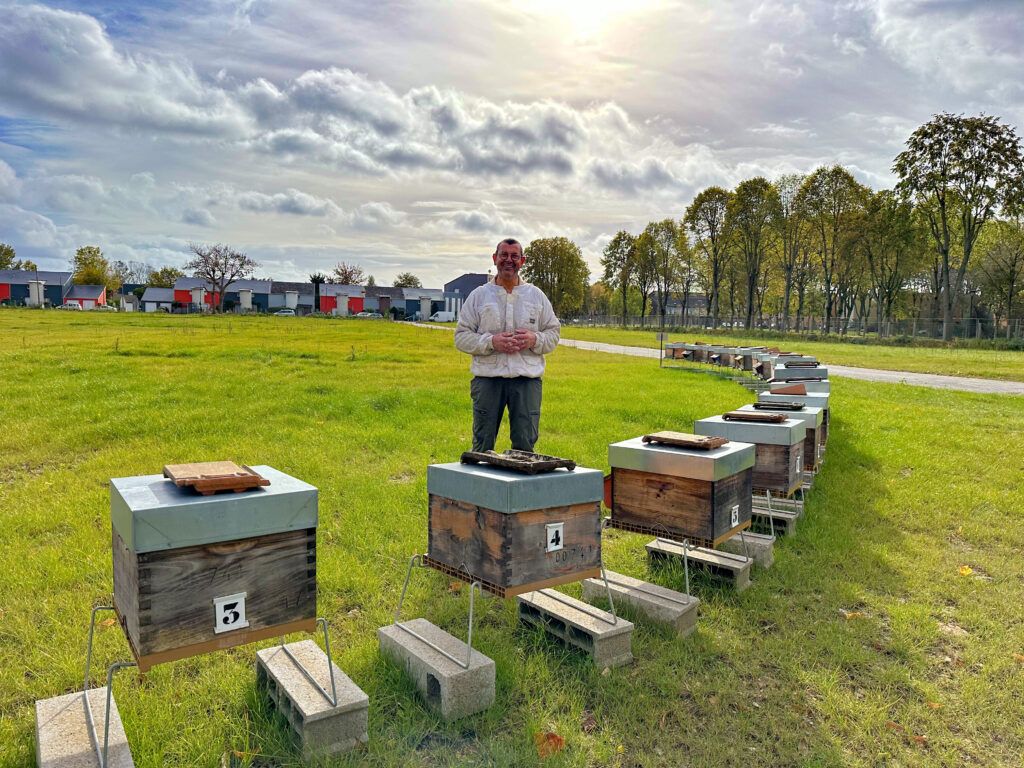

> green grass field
[558,325,1024,382]
[1,310,1023,767]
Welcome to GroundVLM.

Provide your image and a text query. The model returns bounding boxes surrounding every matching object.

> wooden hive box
[426,462,604,596]
[694,416,806,497]
[769,378,830,395]
[758,392,830,445]
[772,365,829,381]
[737,404,825,471]
[608,436,755,547]
[110,465,318,671]
[664,342,689,360]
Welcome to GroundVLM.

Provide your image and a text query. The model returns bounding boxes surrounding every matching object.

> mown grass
[1,310,1023,767]
[558,325,1024,382]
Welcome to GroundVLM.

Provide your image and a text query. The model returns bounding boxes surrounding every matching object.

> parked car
[273,309,296,316]
[355,311,384,318]
[58,302,82,310]
[428,311,456,322]
[95,304,117,312]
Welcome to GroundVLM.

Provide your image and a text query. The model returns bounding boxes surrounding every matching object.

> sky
[1,0,1022,286]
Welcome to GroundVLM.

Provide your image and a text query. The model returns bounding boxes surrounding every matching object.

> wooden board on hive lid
[163,461,270,495]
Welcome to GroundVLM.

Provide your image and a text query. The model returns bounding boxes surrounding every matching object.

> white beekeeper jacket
[454,278,561,378]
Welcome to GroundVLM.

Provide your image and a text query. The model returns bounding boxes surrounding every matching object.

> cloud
[0,4,251,136]
[0,160,21,201]
[182,207,216,226]
[236,188,343,216]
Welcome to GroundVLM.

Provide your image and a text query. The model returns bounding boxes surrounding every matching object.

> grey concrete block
[256,640,369,760]
[517,590,634,668]
[35,688,134,768]
[750,507,799,537]
[378,619,495,721]
[581,571,699,637]
[646,540,752,592]
[718,531,775,569]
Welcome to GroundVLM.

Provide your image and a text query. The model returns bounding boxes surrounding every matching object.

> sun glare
[519,0,661,40]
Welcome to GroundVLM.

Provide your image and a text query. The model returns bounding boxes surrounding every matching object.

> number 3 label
[213,592,250,634]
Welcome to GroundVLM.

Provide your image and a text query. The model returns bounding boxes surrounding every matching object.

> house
[321,284,365,315]
[365,286,404,316]
[64,284,107,309]
[0,269,73,307]
[651,292,709,319]
[172,277,272,312]
[444,273,488,297]
[140,287,175,312]
[402,287,446,319]
[269,281,315,314]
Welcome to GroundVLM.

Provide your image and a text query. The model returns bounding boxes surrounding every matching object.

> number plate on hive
[545,523,564,553]
[213,592,250,634]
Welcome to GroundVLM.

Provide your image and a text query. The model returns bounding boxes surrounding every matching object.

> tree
[0,243,15,269]
[797,166,867,333]
[521,237,589,317]
[331,261,365,285]
[148,266,184,288]
[644,219,684,325]
[684,186,732,327]
[184,242,258,312]
[310,272,328,313]
[393,272,422,288]
[773,174,808,330]
[366,275,377,287]
[856,190,925,334]
[20,259,37,271]
[632,229,658,326]
[894,112,1024,340]
[72,246,122,295]
[973,217,1024,337]
[727,177,781,330]
[600,231,636,325]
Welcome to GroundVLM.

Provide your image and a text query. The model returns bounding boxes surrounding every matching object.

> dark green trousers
[470,376,543,452]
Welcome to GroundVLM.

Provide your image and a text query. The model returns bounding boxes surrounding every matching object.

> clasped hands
[492,328,537,354]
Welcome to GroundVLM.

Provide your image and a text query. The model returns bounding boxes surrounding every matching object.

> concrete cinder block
[646,539,752,592]
[718,531,775,569]
[256,640,369,760]
[517,590,634,668]
[378,619,495,721]
[581,571,699,637]
[750,507,799,537]
[35,688,134,768]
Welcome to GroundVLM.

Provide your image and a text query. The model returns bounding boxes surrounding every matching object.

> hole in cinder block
[568,626,594,650]
[426,674,441,707]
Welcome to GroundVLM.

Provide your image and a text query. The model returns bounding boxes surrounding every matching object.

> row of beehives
[35,347,832,766]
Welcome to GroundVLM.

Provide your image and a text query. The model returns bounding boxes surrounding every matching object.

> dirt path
[410,324,1024,395]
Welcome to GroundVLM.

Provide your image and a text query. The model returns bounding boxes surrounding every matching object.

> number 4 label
[545,523,564,553]
[213,592,250,634]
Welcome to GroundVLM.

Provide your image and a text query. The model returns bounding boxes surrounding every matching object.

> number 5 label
[213,592,250,634]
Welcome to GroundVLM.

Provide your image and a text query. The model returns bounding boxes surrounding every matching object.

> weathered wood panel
[803,428,820,471]
[752,443,802,496]
[427,495,601,590]
[113,527,316,658]
[611,467,752,544]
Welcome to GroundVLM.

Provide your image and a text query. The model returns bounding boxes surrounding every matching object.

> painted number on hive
[730,505,739,527]
[213,592,250,634]
[546,523,564,553]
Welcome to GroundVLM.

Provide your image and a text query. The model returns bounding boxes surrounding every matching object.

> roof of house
[322,284,364,297]
[402,287,445,300]
[66,284,106,300]
[141,287,175,303]
[444,273,489,293]
[269,280,311,294]
[365,286,404,299]
[0,269,73,285]
[173,277,271,292]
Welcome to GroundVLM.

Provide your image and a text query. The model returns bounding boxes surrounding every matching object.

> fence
[570,315,1024,341]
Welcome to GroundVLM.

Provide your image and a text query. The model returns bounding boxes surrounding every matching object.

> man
[454,238,560,452]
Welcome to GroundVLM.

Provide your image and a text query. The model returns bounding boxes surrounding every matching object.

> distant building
[64,284,107,310]
[365,286,404,315]
[140,287,175,312]
[269,281,315,314]
[444,273,488,296]
[0,269,74,307]
[172,277,271,312]
[321,284,365,315]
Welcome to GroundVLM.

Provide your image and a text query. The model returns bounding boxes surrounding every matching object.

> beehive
[736,404,825,471]
[607,436,755,546]
[426,462,604,596]
[758,392,830,444]
[693,415,806,496]
[110,465,318,671]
